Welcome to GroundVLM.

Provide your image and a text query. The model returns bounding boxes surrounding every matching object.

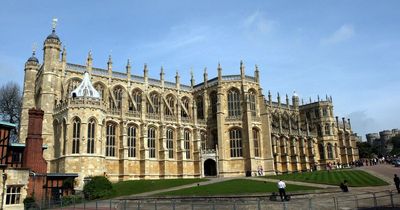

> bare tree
[0,82,22,125]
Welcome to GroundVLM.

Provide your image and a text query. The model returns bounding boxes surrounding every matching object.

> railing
[146,113,160,120]
[225,115,242,121]
[164,115,176,122]
[181,117,192,123]
[40,190,400,210]
[54,98,106,113]
[126,111,140,118]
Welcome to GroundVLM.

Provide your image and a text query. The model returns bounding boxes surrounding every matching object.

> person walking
[277,179,287,201]
[394,174,400,193]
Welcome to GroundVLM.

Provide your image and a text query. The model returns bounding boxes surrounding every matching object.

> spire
[175,70,180,89]
[317,95,320,102]
[126,59,131,74]
[86,50,93,74]
[286,94,289,107]
[217,62,222,81]
[268,90,272,101]
[254,64,260,83]
[27,43,39,63]
[160,66,165,80]
[143,63,148,80]
[240,60,245,79]
[61,46,67,62]
[277,92,281,106]
[204,67,208,86]
[107,54,112,72]
[190,68,195,88]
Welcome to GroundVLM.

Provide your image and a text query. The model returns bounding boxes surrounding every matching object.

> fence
[39,190,400,210]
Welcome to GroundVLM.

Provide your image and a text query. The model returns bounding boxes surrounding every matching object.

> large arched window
[181,97,190,118]
[165,95,175,116]
[184,130,191,159]
[148,127,156,158]
[72,118,80,154]
[147,92,159,114]
[87,119,95,154]
[253,128,260,157]
[110,87,123,112]
[94,83,105,99]
[166,129,174,159]
[132,90,142,112]
[230,129,242,157]
[127,125,137,158]
[249,90,257,116]
[201,131,207,150]
[210,91,217,118]
[106,123,116,157]
[327,143,333,159]
[325,124,331,135]
[196,96,204,119]
[228,89,241,117]
[318,143,325,159]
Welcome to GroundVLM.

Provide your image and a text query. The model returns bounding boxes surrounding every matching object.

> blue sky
[0,0,399,139]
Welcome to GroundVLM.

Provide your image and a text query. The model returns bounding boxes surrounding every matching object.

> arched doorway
[204,159,217,176]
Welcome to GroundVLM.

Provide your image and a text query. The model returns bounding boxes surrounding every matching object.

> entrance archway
[204,159,217,176]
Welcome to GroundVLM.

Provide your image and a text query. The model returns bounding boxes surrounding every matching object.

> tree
[0,82,22,124]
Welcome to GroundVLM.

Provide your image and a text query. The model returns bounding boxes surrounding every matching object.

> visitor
[394,174,400,193]
[277,179,287,201]
[342,180,349,192]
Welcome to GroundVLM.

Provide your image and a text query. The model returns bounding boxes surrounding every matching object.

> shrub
[61,195,83,206]
[23,196,37,209]
[83,176,114,200]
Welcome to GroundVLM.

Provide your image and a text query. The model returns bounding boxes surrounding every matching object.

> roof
[46,31,60,41]
[0,121,16,129]
[71,72,101,99]
[46,173,79,178]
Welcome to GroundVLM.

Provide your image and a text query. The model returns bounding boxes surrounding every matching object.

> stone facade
[19,26,359,188]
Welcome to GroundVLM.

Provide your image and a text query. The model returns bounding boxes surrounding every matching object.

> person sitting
[340,180,349,192]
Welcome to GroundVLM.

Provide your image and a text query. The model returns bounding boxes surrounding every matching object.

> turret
[43,19,61,66]
[286,94,289,108]
[107,55,112,73]
[277,92,281,106]
[268,90,272,105]
[20,50,40,142]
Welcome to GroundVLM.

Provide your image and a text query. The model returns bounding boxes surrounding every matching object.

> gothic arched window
[165,95,175,116]
[253,128,260,157]
[132,90,142,112]
[181,97,190,118]
[184,130,191,159]
[166,129,174,159]
[106,123,116,157]
[228,89,241,117]
[249,90,257,116]
[210,91,217,117]
[196,96,204,119]
[230,128,242,157]
[327,143,333,159]
[72,118,81,154]
[127,125,137,158]
[201,131,207,150]
[147,92,160,114]
[148,127,156,158]
[87,119,95,154]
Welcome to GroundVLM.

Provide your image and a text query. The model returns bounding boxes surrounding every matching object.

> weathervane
[52,18,58,31]
[32,43,37,55]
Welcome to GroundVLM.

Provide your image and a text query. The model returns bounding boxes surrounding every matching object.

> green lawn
[264,170,388,187]
[111,178,208,197]
[157,179,320,196]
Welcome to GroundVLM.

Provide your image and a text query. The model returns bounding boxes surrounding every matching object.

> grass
[157,179,320,196]
[110,178,208,197]
[263,169,389,187]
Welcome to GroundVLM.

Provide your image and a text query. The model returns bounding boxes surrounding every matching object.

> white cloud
[241,10,276,34]
[321,24,355,45]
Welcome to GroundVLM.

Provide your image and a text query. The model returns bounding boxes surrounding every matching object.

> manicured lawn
[264,170,389,187]
[157,179,320,196]
[111,179,208,197]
